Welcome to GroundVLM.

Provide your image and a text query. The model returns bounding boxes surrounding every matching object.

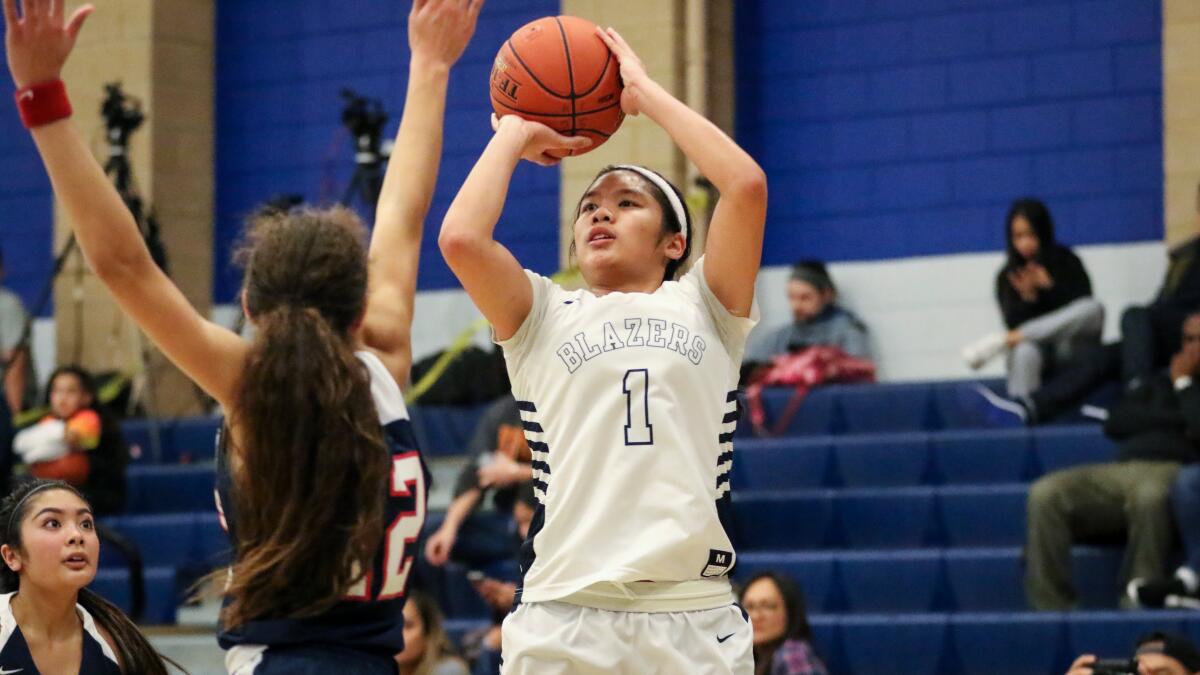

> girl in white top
[440,27,766,675]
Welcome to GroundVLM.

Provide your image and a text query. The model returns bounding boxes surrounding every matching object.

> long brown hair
[0,480,176,674]
[222,206,389,628]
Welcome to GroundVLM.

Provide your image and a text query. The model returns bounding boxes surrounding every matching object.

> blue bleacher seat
[838,614,948,675]
[732,491,833,549]
[838,551,943,613]
[833,433,931,487]
[90,566,178,624]
[1031,426,1116,476]
[834,488,935,548]
[931,429,1031,485]
[124,463,216,514]
[937,485,1027,547]
[742,386,841,436]
[951,613,1067,675]
[838,383,935,434]
[408,404,490,457]
[735,552,839,613]
[169,417,222,462]
[731,438,831,490]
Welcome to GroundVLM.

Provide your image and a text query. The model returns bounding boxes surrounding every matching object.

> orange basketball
[490,16,624,157]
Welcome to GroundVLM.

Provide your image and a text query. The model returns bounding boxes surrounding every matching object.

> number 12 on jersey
[623,368,654,446]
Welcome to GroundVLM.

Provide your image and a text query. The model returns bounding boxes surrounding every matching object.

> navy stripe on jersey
[727,391,738,403]
[516,400,538,412]
[722,410,739,424]
[527,440,549,454]
[531,459,551,475]
[717,450,733,467]
[718,431,735,444]
[522,420,544,433]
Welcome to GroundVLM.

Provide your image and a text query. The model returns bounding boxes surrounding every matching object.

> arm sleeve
[681,256,759,359]
[1042,249,1092,308]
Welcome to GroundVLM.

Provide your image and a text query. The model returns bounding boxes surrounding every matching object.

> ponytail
[223,303,388,628]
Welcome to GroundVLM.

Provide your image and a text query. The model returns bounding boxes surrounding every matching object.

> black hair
[789,259,835,294]
[1005,198,1056,268]
[43,364,98,408]
[740,570,814,642]
[575,165,693,282]
[0,479,176,674]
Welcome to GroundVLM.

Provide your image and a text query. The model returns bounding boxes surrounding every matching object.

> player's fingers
[467,0,484,19]
[3,0,20,28]
[65,3,91,40]
[557,134,592,150]
[412,0,429,12]
[48,0,59,21]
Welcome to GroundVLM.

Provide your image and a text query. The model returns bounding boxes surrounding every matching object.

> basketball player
[0,480,173,674]
[440,26,767,674]
[3,0,480,672]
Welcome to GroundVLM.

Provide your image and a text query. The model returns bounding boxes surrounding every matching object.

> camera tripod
[339,89,390,210]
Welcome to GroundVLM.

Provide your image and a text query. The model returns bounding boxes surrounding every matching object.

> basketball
[489,16,625,157]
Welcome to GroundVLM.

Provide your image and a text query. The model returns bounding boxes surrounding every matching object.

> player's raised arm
[4,0,246,406]
[598,27,767,318]
[438,115,589,341]
[361,0,482,385]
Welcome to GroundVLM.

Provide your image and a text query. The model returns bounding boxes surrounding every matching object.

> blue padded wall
[214,0,559,300]
[735,0,1163,265]
[0,50,53,315]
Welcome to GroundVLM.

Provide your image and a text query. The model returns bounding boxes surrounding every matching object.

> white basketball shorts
[500,600,753,675]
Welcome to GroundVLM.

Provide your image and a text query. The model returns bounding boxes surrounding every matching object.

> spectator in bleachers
[1065,631,1200,675]
[963,199,1103,400]
[396,590,469,675]
[744,260,871,368]
[12,366,126,516]
[978,185,1200,425]
[0,479,173,673]
[1025,313,1200,610]
[0,246,35,415]
[740,571,827,675]
[424,394,531,569]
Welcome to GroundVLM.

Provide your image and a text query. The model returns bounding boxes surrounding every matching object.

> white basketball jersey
[498,256,757,606]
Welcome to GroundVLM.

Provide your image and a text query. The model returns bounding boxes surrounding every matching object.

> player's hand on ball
[493,113,591,166]
[408,0,483,68]
[3,0,94,88]
[596,27,649,116]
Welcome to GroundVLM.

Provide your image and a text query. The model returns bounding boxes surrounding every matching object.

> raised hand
[492,113,591,166]
[408,0,483,69]
[3,0,93,87]
[595,26,651,116]
[1027,262,1053,290]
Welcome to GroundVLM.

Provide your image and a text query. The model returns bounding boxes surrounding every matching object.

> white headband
[609,164,688,244]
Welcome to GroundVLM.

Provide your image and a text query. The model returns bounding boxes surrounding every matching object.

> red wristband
[15,79,72,129]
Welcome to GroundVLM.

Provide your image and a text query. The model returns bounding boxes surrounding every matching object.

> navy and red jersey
[214,351,430,656]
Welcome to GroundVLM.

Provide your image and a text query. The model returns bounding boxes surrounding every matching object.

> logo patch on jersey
[701,548,734,578]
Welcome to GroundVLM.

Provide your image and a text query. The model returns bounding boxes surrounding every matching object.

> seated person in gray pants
[964,198,1103,399]
[1024,313,1200,610]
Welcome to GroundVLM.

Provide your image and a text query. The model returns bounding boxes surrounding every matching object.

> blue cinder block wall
[0,51,54,315]
[735,0,1163,266]
[214,0,559,301]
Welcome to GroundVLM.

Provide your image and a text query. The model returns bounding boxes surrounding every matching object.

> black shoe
[1128,576,1187,608]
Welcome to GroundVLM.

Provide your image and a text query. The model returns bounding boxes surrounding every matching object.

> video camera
[340,88,388,165]
[101,82,144,151]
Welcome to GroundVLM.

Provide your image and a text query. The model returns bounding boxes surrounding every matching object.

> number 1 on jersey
[623,368,654,446]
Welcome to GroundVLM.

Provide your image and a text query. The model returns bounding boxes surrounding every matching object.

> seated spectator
[1025,314,1200,610]
[1066,631,1200,675]
[11,366,126,515]
[963,198,1103,400]
[424,394,532,569]
[978,184,1200,425]
[396,590,469,675]
[744,260,870,368]
[740,571,827,675]
[459,485,537,675]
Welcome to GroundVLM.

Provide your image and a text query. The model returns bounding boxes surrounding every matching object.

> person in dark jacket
[1024,313,1200,610]
[963,198,1103,399]
[976,186,1200,425]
